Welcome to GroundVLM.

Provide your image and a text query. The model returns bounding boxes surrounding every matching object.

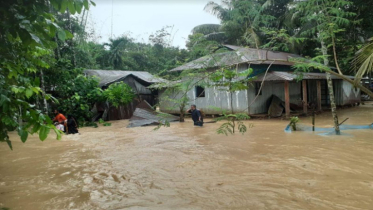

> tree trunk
[67,10,76,67]
[331,35,343,75]
[321,40,340,135]
[232,119,235,134]
[326,70,373,99]
[179,111,185,122]
[230,91,233,114]
[40,69,48,114]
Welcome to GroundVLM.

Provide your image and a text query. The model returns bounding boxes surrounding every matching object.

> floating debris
[127,100,179,128]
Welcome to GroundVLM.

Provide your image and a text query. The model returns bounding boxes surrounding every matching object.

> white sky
[86,0,220,48]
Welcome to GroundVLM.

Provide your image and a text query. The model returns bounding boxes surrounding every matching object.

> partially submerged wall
[159,81,302,115]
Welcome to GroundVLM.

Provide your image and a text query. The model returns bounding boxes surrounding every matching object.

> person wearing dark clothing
[67,115,79,134]
[187,105,203,126]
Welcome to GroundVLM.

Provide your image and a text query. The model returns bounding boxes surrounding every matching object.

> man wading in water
[187,104,203,126]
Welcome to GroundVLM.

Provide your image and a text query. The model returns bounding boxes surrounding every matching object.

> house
[84,70,165,121]
[159,45,360,118]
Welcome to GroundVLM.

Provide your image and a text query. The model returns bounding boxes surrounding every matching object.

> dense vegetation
[1,0,373,146]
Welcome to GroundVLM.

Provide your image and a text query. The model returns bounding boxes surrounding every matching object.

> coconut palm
[353,38,373,83]
[104,36,133,69]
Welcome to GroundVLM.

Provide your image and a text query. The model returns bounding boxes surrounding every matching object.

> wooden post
[317,80,322,111]
[312,110,315,131]
[302,80,308,115]
[284,81,290,119]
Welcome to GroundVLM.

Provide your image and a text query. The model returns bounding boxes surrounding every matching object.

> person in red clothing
[53,109,67,131]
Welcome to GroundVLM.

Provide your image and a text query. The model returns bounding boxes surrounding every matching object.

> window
[255,82,262,95]
[195,86,205,98]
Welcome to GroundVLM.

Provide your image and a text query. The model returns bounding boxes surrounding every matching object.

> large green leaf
[52,126,62,140]
[25,89,33,98]
[6,140,13,150]
[75,0,83,14]
[31,123,41,134]
[60,1,68,13]
[83,0,89,9]
[57,29,66,41]
[68,1,76,14]
[39,126,50,141]
[65,30,74,39]
[30,33,42,45]
[18,129,28,143]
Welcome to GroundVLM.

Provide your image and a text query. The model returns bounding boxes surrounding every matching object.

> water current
[1,103,373,210]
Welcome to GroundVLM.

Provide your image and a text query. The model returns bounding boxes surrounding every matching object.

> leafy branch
[215,111,252,136]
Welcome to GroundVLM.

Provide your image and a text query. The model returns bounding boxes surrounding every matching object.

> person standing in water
[67,115,79,134]
[52,109,67,131]
[187,104,203,126]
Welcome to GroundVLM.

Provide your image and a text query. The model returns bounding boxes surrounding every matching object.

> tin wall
[159,81,302,115]
[335,80,361,106]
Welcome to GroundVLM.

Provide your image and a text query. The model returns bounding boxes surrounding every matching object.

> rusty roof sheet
[170,46,302,71]
[253,71,356,81]
[84,70,166,87]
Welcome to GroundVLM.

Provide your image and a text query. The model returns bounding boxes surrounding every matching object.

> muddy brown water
[1,104,373,210]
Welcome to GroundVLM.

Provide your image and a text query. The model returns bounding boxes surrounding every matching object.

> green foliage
[103,82,135,108]
[154,120,171,131]
[153,112,176,130]
[97,118,111,126]
[352,38,373,83]
[289,117,299,131]
[203,0,292,47]
[84,122,98,128]
[261,29,306,52]
[77,26,189,74]
[103,122,112,126]
[154,68,210,122]
[48,66,103,123]
[209,68,253,92]
[209,67,253,114]
[186,33,223,59]
[215,112,252,136]
[0,0,91,148]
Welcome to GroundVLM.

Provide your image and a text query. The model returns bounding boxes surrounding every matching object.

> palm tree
[353,38,373,84]
[104,36,133,69]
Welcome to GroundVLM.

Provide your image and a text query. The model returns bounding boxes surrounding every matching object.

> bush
[103,82,135,108]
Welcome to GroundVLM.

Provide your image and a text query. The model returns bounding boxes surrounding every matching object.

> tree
[295,0,356,135]
[46,65,103,124]
[156,69,209,122]
[353,38,373,83]
[104,36,135,69]
[103,82,135,108]
[209,67,253,114]
[186,33,223,59]
[0,0,93,149]
[203,0,293,47]
[209,66,253,135]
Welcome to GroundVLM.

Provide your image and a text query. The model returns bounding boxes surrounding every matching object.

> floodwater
[1,104,373,210]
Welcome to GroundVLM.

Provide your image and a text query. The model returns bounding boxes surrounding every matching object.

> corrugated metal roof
[170,46,302,71]
[253,71,356,82]
[84,70,166,87]
[127,100,179,128]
